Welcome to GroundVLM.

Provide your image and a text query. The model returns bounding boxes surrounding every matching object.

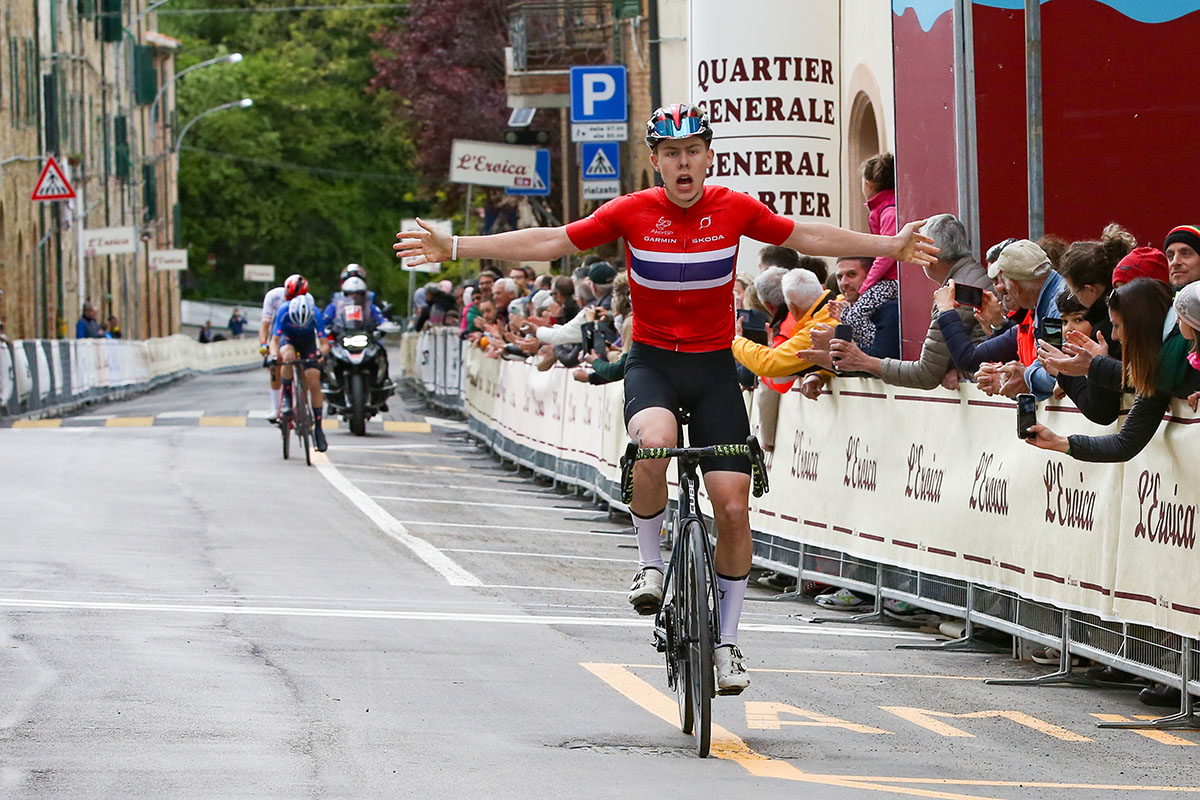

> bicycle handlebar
[265,355,323,369]
[619,436,769,504]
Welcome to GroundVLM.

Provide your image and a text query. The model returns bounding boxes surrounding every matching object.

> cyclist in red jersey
[395,103,938,694]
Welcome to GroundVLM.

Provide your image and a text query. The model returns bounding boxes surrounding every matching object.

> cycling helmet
[341,276,368,294]
[340,263,367,283]
[287,296,314,327]
[284,273,309,299]
[645,103,712,151]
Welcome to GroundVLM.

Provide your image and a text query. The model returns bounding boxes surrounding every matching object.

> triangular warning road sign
[584,148,617,177]
[31,157,76,202]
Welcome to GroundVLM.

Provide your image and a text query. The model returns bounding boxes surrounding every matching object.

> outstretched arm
[394,218,579,266]
[783,219,938,268]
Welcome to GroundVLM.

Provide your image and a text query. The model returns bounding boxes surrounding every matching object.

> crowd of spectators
[407,155,1200,703]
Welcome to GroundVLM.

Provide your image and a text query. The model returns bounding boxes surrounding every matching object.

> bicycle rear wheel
[683,519,714,757]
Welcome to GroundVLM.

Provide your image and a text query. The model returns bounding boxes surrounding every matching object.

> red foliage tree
[371,0,510,193]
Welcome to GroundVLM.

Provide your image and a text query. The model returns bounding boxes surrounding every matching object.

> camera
[1017,393,1038,440]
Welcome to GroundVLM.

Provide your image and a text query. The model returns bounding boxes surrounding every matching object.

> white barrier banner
[1112,413,1200,637]
[450,343,1200,639]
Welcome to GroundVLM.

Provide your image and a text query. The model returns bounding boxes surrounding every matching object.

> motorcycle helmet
[284,273,309,299]
[287,295,314,327]
[340,263,367,283]
[341,276,368,294]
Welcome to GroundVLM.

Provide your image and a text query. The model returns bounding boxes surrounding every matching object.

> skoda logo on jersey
[698,215,713,230]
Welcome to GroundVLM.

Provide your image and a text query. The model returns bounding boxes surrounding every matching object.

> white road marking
[312,453,482,586]
[424,416,467,430]
[482,583,626,595]
[155,410,205,418]
[394,520,630,538]
[442,547,633,563]
[353,478,563,497]
[0,597,935,638]
[329,443,441,450]
[371,494,567,512]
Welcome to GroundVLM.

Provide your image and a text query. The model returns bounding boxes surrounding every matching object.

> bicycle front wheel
[683,519,714,757]
[281,415,291,460]
[671,548,694,736]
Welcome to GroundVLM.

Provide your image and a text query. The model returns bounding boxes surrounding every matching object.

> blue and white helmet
[287,295,313,327]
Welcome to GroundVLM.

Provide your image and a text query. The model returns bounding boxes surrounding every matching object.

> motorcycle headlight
[343,334,369,348]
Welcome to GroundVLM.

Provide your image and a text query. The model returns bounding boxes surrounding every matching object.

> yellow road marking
[105,416,154,427]
[745,702,891,734]
[582,663,1008,800]
[584,662,1200,795]
[384,421,432,433]
[198,416,246,427]
[1091,714,1199,746]
[11,419,62,428]
[880,707,1091,741]
[621,663,986,682]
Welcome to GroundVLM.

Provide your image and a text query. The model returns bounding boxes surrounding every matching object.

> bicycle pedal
[633,601,660,617]
[653,631,667,652]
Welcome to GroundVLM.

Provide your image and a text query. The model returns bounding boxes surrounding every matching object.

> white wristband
[451,235,459,261]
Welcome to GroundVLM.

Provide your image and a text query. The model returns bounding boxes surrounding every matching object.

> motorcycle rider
[259,274,309,422]
[324,276,393,407]
[268,295,330,452]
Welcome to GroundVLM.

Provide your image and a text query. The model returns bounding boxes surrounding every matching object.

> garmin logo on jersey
[644,236,679,244]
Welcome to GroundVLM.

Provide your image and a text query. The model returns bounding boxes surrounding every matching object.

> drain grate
[555,739,695,758]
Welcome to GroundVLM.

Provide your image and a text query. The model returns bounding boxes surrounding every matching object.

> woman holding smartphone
[1026,278,1200,461]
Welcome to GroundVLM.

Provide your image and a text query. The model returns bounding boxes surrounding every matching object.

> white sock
[270,388,281,411]
[631,508,666,570]
[716,573,749,646]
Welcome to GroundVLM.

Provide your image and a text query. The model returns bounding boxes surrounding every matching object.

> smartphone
[736,308,754,326]
[1017,393,1038,440]
[742,327,769,345]
[590,327,608,361]
[833,324,853,342]
[580,321,597,354]
[1041,318,1063,349]
[954,283,985,308]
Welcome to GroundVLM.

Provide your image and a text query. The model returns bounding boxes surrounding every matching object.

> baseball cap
[987,239,1050,281]
[588,262,618,284]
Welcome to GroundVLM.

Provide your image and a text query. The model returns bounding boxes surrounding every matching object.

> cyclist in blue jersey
[269,295,331,452]
[395,103,939,694]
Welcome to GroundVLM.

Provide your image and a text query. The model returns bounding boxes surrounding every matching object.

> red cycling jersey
[565,185,794,352]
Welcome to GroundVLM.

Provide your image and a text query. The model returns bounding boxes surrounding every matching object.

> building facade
[1,0,180,342]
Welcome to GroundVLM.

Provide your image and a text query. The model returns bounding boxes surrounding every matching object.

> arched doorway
[847,91,881,234]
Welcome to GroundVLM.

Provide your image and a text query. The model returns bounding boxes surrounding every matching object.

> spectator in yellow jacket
[732,269,835,378]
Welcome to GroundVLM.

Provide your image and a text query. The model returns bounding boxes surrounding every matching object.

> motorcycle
[323,304,396,435]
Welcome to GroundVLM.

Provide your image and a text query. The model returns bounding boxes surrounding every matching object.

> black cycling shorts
[622,342,751,475]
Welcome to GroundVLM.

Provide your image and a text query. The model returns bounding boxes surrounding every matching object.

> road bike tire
[683,519,714,758]
[281,414,291,460]
[349,374,367,436]
[672,548,694,736]
[302,430,312,466]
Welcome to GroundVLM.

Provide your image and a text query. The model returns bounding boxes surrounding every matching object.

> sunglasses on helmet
[650,114,706,140]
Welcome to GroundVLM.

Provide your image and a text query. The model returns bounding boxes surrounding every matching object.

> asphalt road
[1,369,1197,799]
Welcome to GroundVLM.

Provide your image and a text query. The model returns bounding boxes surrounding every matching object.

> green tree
[162,0,421,307]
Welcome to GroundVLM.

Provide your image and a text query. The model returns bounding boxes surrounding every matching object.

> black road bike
[278,356,321,466]
[620,420,768,758]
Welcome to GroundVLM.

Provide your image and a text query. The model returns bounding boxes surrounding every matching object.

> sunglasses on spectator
[986,237,1018,264]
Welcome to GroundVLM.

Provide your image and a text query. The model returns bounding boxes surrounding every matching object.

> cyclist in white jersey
[259,274,309,421]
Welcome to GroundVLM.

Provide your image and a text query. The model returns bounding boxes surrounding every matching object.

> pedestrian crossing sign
[31,157,76,202]
[581,142,620,182]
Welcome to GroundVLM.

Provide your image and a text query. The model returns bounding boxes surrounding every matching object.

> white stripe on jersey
[627,270,731,292]
[627,243,739,263]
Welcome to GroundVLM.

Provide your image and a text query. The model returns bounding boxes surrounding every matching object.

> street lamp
[150,52,243,140]
[174,97,254,156]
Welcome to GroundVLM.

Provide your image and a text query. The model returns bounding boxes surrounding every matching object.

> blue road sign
[506,148,550,196]
[581,142,620,182]
[570,65,627,124]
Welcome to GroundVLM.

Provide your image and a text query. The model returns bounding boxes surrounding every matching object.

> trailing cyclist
[268,295,331,452]
[394,103,938,694]
[259,273,310,422]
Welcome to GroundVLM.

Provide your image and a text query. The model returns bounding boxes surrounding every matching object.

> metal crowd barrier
[398,330,1199,729]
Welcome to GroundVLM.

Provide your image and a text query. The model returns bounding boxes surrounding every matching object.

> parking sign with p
[570,66,627,124]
